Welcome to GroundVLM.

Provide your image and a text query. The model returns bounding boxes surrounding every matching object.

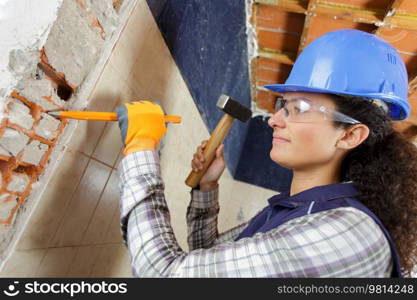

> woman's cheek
[295,129,329,160]
[300,129,337,162]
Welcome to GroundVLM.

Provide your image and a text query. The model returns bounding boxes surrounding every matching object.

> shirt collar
[267,181,359,208]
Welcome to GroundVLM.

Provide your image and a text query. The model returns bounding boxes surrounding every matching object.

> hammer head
[216,94,252,122]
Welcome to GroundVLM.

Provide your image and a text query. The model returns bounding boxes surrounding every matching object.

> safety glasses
[274,97,361,124]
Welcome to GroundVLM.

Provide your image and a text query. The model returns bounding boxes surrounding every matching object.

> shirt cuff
[119,150,160,177]
[190,187,219,209]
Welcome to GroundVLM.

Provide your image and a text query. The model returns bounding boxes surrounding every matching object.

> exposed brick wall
[0,0,134,259]
[0,72,68,225]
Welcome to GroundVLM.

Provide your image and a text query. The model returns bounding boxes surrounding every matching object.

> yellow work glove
[115,101,167,155]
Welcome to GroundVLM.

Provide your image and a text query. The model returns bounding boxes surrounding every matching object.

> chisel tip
[47,111,60,117]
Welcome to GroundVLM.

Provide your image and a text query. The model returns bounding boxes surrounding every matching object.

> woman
[117,29,417,277]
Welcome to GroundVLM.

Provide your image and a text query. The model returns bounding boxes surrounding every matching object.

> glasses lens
[287,99,316,122]
[274,97,360,124]
[287,99,328,123]
[274,98,285,112]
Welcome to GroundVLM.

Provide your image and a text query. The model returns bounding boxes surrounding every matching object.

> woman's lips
[272,136,290,143]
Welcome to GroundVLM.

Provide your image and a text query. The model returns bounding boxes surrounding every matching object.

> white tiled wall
[0,0,276,277]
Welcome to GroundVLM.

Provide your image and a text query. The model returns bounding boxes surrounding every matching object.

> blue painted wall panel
[146,0,292,191]
[146,0,250,175]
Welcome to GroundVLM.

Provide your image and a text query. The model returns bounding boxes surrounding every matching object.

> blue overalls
[235,182,402,277]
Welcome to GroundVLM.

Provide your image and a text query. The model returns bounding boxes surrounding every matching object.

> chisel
[47,111,181,123]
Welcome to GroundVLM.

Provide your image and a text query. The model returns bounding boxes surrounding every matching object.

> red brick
[0,193,18,222]
[256,6,305,34]
[305,15,375,47]
[255,90,276,112]
[258,30,301,52]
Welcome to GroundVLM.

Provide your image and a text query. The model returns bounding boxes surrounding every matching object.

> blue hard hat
[264,29,410,120]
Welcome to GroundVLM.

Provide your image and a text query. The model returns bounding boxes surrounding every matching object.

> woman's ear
[335,124,370,150]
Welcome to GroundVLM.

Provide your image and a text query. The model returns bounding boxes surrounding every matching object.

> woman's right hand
[191,140,225,191]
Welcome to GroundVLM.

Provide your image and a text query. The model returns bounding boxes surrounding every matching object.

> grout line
[87,244,106,278]
[8,247,48,278]
[65,148,91,159]
[64,246,81,278]
[33,148,90,276]
[112,148,123,170]
[89,121,109,158]
[33,249,49,277]
[88,241,129,278]
[121,27,144,82]
[110,39,134,84]
[46,155,92,249]
[78,163,113,246]
[34,245,81,277]
[123,13,160,86]
[101,199,120,246]
[15,241,124,252]
[88,155,115,169]
[71,149,123,171]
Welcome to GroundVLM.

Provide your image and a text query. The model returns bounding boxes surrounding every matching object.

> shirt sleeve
[186,187,249,250]
[118,151,393,278]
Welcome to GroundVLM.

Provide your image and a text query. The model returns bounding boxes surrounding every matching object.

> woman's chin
[270,150,289,167]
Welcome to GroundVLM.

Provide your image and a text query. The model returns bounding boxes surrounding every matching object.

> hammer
[185,94,252,188]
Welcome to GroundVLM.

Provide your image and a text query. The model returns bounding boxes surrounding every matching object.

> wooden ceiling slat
[255,0,417,30]
[254,0,307,14]
[375,0,404,35]
[258,48,296,65]
[315,2,382,24]
[326,0,392,10]
[408,73,417,95]
[397,0,417,14]
[256,4,306,31]
[390,16,417,31]
[297,0,318,55]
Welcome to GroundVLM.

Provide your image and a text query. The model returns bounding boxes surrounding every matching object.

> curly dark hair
[330,94,417,277]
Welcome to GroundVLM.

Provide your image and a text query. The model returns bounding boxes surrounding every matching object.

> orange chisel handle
[53,111,181,123]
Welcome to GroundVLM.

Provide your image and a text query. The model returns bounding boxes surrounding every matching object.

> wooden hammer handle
[185,114,234,188]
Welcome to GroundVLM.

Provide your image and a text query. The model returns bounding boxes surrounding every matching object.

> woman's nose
[268,109,286,128]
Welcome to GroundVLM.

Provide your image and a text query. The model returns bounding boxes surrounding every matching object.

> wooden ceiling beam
[408,73,417,95]
[315,2,382,25]
[375,0,417,31]
[373,1,417,125]
[254,0,307,14]
[374,0,404,35]
[258,48,296,65]
[297,0,318,56]
[255,0,417,30]
[390,16,417,31]
[254,0,382,24]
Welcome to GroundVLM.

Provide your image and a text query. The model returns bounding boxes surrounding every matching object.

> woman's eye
[294,106,307,114]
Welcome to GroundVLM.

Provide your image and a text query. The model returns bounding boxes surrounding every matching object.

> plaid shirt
[118,150,392,277]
